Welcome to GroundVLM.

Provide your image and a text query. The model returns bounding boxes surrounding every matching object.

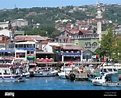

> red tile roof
[14,35,47,42]
[62,45,81,50]
[78,30,93,34]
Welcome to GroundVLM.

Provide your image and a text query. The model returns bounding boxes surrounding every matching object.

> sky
[0,0,121,10]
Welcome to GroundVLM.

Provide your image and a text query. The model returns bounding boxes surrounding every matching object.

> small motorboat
[92,73,120,86]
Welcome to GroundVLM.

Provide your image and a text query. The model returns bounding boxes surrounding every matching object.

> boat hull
[102,82,120,87]
[0,75,21,82]
[34,72,56,77]
[22,73,30,78]
[93,81,103,86]
[58,72,66,79]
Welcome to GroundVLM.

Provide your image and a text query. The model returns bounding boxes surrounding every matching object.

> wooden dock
[75,72,88,81]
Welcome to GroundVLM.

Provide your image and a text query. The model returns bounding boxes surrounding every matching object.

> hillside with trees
[0,3,121,37]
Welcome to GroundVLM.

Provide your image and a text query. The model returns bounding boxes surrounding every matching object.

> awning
[17,48,35,51]
[27,56,36,59]
[62,45,81,50]
[0,50,14,53]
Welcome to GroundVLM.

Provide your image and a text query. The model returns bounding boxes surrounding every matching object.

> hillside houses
[0,3,121,65]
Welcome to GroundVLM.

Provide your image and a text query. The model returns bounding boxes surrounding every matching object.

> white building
[0,21,9,29]
[0,29,12,37]
[11,19,28,27]
[43,42,60,53]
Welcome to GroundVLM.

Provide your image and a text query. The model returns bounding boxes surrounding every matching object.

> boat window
[5,59,12,63]
[0,60,4,63]
[100,76,102,79]
[3,69,10,75]
[101,69,102,72]
[104,69,107,72]
[108,69,113,72]
[113,69,118,72]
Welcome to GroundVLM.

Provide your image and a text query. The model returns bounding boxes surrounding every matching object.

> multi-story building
[55,30,99,52]
[71,30,99,52]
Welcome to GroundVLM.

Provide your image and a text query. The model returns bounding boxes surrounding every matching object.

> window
[76,43,78,45]
[108,69,112,72]
[92,42,98,47]
[85,42,91,47]
[113,69,118,72]
[9,44,14,48]
[16,53,25,58]
[104,69,107,72]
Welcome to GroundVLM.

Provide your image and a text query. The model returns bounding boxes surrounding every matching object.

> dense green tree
[96,27,121,62]
[96,27,116,60]
[113,37,121,61]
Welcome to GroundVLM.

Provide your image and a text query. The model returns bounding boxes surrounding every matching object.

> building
[11,19,28,28]
[0,21,9,29]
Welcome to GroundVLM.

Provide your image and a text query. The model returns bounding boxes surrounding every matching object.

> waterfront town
[0,2,121,88]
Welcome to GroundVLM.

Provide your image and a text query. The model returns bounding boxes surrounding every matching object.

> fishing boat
[0,67,21,82]
[100,62,121,80]
[92,73,120,86]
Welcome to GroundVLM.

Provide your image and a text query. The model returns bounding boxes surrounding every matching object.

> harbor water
[0,76,121,97]
[0,76,121,90]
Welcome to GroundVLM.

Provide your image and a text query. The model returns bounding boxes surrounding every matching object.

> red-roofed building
[55,29,99,53]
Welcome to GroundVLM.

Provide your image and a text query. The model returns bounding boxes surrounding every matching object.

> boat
[100,62,121,80]
[58,66,73,79]
[0,57,14,66]
[33,67,58,77]
[0,67,21,82]
[66,70,76,81]
[100,65,118,74]
[22,71,30,78]
[87,73,99,82]
[92,73,120,86]
[87,65,119,82]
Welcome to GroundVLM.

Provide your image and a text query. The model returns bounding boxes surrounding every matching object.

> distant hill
[0,3,121,38]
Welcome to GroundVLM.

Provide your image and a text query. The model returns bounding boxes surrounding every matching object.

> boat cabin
[100,66,118,75]
[0,67,11,75]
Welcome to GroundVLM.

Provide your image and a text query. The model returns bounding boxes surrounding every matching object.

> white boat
[0,67,21,82]
[92,74,106,86]
[100,66,118,75]
[22,71,30,78]
[58,66,73,79]
[100,63,121,79]
[92,73,120,86]
[88,65,119,82]
[33,67,58,77]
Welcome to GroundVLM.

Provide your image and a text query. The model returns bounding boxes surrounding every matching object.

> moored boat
[58,66,73,79]
[92,72,120,86]
[0,67,21,82]
[33,67,58,77]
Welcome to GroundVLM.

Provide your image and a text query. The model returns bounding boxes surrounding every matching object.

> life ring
[69,73,76,81]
